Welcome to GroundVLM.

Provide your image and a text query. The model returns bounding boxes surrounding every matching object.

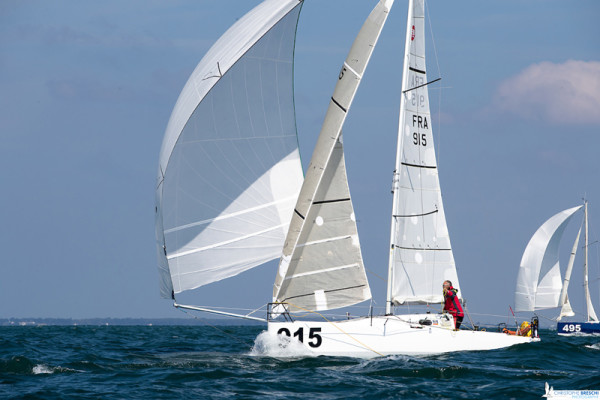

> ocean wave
[249,330,314,358]
[31,363,82,375]
[32,364,54,374]
[1,326,598,399]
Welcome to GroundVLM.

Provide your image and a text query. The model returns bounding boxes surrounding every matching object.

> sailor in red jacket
[443,280,464,330]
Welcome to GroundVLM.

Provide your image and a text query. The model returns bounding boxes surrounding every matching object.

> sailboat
[515,201,600,335]
[155,0,537,357]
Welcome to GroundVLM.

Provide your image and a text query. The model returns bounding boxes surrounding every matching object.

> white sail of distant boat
[515,201,600,334]
[515,206,583,313]
[155,0,304,312]
[156,0,538,356]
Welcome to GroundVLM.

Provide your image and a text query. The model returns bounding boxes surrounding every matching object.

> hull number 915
[277,327,322,348]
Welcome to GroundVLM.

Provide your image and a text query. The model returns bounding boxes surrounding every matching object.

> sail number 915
[277,327,322,348]
[413,132,427,146]
[562,324,581,333]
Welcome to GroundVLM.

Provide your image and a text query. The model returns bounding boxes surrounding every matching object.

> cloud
[494,60,600,125]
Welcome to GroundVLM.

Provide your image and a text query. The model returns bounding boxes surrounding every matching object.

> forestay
[155,0,304,298]
[514,205,582,312]
[582,202,598,322]
[273,0,394,312]
[388,0,459,306]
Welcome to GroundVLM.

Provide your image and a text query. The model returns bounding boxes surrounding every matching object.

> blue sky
[1,0,599,322]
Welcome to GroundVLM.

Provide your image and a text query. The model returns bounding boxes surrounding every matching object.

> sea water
[1,325,599,399]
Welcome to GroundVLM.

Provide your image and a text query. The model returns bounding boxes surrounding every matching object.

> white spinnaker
[273,0,394,312]
[514,205,582,312]
[388,0,459,306]
[156,0,304,298]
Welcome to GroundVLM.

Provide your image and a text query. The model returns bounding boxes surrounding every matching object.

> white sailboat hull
[267,314,536,358]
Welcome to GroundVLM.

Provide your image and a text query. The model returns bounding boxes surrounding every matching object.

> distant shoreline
[0,318,264,326]
[1,317,557,330]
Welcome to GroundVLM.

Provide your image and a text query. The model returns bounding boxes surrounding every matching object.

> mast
[557,223,581,321]
[583,200,599,322]
[386,0,414,315]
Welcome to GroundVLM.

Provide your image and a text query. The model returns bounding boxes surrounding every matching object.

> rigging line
[184,305,266,312]
[365,267,387,282]
[283,284,367,301]
[468,312,519,318]
[535,313,558,323]
[463,303,476,331]
[176,307,255,348]
[284,301,383,357]
[247,303,269,319]
[429,0,445,165]
[425,0,442,81]
[436,66,443,168]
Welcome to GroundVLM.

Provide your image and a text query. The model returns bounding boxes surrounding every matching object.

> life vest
[443,287,464,317]
[518,321,532,337]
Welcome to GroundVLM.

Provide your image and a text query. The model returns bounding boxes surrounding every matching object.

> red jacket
[443,287,464,317]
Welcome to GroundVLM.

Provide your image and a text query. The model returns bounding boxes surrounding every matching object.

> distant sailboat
[156,0,538,357]
[515,201,600,335]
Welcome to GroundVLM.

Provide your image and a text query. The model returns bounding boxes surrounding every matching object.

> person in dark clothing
[443,280,464,330]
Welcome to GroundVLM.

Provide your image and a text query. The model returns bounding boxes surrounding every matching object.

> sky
[1,0,599,323]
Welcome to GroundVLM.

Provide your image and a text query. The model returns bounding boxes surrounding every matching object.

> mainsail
[273,0,394,312]
[387,0,459,307]
[155,0,304,298]
[514,205,582,312]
